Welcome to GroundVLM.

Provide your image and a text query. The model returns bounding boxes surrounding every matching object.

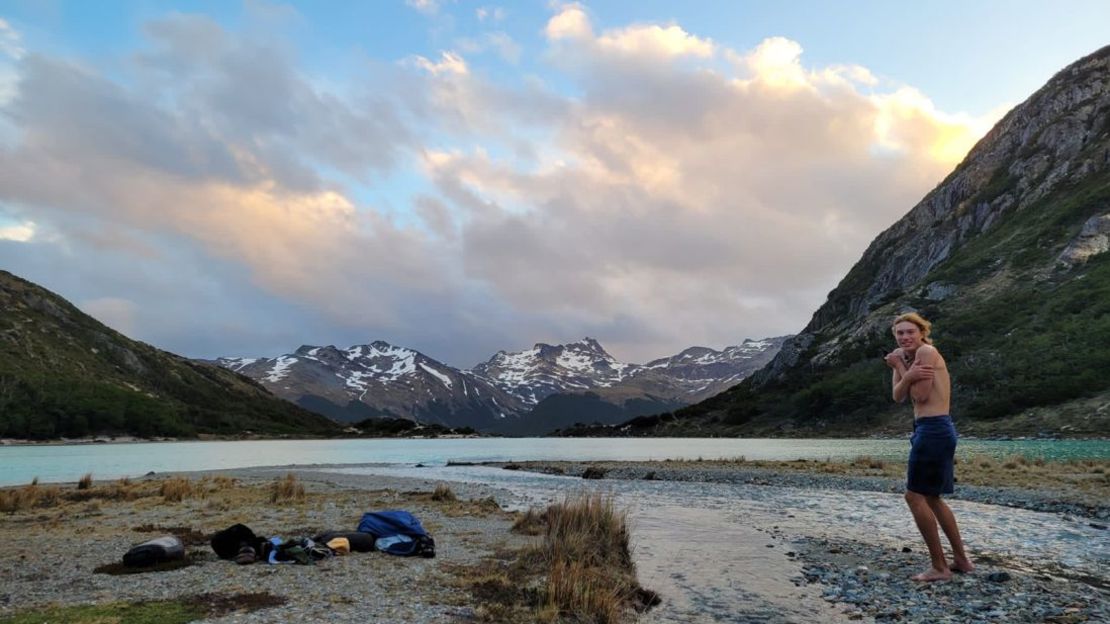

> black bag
[123,535,185,567]
[211,523,265,560]
[412,534,436,558]
[313,531,376,553]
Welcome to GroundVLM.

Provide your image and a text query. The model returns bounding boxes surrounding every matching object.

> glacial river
[1,436,1107,486]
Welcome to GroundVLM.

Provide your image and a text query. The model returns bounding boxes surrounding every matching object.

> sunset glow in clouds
[0,2,1106,366]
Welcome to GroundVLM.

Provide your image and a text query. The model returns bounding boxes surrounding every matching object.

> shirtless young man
[884,312,974,582]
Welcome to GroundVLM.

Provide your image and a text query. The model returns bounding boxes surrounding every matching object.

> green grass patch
[0,600,201,624]
[0,593,286,624]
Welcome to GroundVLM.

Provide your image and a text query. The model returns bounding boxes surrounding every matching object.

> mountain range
[573,45,1110,438]
[216,336,787,435]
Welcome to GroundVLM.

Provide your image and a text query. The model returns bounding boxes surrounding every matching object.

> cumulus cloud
[545,3,592,41]
[0,5,1003,365]
[410,6,1000,360]
[596,23,715,59]
[0,220,33,242]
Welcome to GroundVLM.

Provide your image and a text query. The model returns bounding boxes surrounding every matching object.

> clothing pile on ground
[120,509,435,569]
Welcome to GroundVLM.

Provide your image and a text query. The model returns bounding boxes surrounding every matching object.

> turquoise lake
[1,437,1107,486]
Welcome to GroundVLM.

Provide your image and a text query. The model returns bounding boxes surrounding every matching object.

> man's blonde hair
[892,312,933,344]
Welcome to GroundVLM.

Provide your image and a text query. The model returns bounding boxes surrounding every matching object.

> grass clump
[535,494,654,623]
[0,481,61,513]
[77,473,93,490]
[432,483,457,502]
[511,507,547,536]
[269,473,305,504]
[159,477,198,502]
[461,493,656,623]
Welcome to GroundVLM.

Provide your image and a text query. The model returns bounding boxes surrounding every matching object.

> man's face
[893,322,924,352]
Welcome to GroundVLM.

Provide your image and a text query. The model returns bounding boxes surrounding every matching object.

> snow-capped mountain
[217,340,525,427]
[471,336,790,406]
[468,338,636,405]
[640,337,791,402]
[217,336,787,434]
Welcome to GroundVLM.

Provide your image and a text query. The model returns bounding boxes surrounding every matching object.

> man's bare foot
[911,567,952,582]
[950,558,975,573]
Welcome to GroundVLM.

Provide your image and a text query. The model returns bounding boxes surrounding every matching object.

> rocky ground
[0,469,531,623]
[2,460,1107,623]
[495,459,1110,519]
[494,459,1110,624]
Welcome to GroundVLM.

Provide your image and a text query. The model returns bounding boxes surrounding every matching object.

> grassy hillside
[0,271,338,439]
[624,153,1110,438]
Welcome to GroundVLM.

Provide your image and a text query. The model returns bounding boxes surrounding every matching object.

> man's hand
[884,349,905,370]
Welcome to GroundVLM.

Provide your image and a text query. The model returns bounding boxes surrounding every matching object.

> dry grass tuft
[852,456,885,470]
[537,493,655,622]
[511,507,547,536]
[77,473,93,490]
[432,483,457,502]
[210,475,238,490]
[0,480,63,513]
[269,473,305,504]
[456,493,654,623]
[160,477,198,502]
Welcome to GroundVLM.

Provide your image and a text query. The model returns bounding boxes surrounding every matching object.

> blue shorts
[907,415,957,496]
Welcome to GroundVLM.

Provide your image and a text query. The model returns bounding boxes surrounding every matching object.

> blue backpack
[357,510,435,557]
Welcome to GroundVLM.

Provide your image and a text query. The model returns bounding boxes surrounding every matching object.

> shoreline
[3,461,1108,623]
[3,433,1109,448]
[483,458,1110,520]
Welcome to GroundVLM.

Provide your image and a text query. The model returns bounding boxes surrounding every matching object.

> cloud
[406,0,440,15]
[0,18,23,109]
[408,10,1001,360]
[455,32,522,64]
[476,6,506,22]
[0,220,33,242]
[0,18,24,60]
[412,50,469,75]
[0,6,1003,366]
[596,23,714,59]
[545,3,592,41]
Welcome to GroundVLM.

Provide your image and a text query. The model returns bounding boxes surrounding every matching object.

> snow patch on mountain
[420,363,453,388]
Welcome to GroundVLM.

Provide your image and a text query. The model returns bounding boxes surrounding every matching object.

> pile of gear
[120,509,435,569]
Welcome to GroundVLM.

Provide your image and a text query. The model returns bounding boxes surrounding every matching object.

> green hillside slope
[0,271,339,439]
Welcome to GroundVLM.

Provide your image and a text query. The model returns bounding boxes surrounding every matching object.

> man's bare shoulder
[914,344,941,359]
[916,344,945,365]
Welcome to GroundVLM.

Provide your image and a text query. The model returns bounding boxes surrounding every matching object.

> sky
[0,1,1107,368]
